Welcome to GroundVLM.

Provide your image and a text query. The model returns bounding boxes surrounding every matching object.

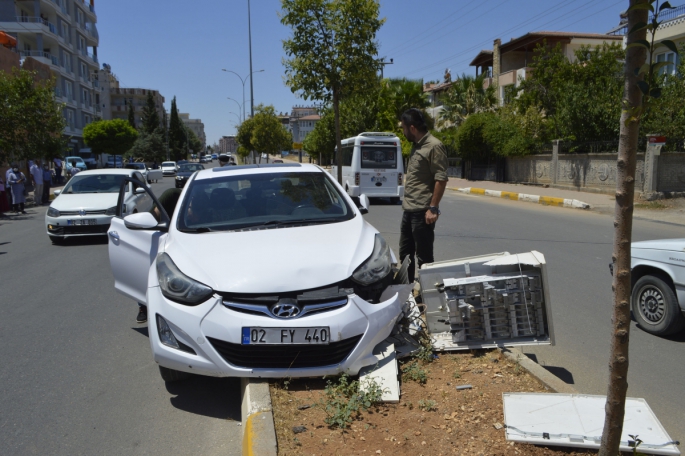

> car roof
[69,168,136,176]
[194,163,323,181]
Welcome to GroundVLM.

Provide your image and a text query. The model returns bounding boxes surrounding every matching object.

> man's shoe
[136,308,147,323]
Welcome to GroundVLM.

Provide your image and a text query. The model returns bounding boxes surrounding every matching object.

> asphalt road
[2,164,683,453]
[365,191,685,443]
[0,161,242,456]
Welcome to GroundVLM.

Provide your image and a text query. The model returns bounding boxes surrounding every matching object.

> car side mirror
[124,212,161,230]
[53,190,61,196]
[351,194,369,214]
[134,187,146,194]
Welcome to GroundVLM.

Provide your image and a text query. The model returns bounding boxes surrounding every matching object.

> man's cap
[219,154,229,163]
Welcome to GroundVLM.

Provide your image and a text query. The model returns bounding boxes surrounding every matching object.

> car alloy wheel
[637,285,665,323]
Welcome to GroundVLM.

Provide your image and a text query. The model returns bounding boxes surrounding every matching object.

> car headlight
[156,253,213,305]
[105,206,117,216]
[175,176,183,180]
[47,206,60,217]
[352,234,392,285]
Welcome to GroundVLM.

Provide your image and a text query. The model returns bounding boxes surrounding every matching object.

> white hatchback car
[108,164,408,382]
[161,161,177,176]
[46,169,152,244]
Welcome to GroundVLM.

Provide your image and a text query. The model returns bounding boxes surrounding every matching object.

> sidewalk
[447,177,685,225]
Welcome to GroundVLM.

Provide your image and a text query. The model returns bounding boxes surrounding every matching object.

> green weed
[319,373,384,430]
[418,399,437,412]
[402,361,428,384]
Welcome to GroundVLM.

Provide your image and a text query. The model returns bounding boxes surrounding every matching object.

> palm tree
[439,73,497,128]
[386,78,429,118]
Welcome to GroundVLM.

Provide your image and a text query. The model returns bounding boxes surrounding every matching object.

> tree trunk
[599,1,648,454]
[333,87,343,184]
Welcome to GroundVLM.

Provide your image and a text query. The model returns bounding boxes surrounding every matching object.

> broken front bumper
[146,286,407,378]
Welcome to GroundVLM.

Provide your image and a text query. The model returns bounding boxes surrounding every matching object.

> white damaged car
[108,163,409,382]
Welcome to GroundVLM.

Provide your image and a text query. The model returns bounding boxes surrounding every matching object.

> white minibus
[331,132,404,204]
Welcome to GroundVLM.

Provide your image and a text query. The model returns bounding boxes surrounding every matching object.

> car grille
[49,224,109,235]
[59,210,107,216]
[207,335,362,369]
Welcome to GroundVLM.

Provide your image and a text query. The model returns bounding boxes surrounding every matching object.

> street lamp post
[221,69,264,122]
[226,97,243,122]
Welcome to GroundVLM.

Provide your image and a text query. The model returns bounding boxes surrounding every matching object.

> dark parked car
[175,163,205,188]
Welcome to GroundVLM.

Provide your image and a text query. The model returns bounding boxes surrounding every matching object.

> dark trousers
[55,168,62,184]
[399,210,435,283]
[43,183,50,204]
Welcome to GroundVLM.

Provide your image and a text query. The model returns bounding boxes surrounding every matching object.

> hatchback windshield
[179,164,204,172]
[63,174,127,193]
[177,171,354,232]
[162,162,175,167]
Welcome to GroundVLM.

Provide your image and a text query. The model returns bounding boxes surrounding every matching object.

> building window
[65,81,73,100]
[79,62,87,78]
[67,109,75,128]
[656,51,679,76]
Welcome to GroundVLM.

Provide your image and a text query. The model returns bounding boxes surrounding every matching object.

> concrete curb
[454,187,591,210]
[499,347,578,394]
[241,378,277,456]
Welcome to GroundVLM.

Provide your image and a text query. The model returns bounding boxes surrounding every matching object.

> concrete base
[241,378,277,456]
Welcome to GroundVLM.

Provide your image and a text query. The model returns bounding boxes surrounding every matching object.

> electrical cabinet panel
[418,251,554,351]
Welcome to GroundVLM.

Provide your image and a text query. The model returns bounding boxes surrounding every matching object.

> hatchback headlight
[105,206,117,216]
[175,176,182,180]
[156,253,213,305]
[47,206,60,217]
[352,234,392,285]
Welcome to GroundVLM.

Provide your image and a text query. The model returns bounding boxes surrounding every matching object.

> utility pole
[379,57,394,79]
[248,0,255,163]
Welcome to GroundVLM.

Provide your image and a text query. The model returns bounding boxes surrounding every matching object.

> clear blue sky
[97,0,634,146]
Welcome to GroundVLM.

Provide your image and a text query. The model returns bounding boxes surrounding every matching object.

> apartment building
[289,105,319,143]
[180,113,206,147]
[608,4,685,75]
[219,135,237,154]
[0,0,100,153]
[469,31,623,105]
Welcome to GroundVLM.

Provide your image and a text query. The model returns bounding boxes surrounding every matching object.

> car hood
[164,215,376,293]
[51,192,119,211]
[632,239,685,252]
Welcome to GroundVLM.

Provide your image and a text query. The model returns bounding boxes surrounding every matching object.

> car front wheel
[159,366,191,382]
[632,274,685,336]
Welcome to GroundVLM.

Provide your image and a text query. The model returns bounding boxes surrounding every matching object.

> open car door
[108,177,170,303]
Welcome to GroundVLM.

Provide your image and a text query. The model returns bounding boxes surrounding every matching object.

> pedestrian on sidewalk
[0,174,9,215]
[399,108,448,283]
[5,166,13,209]
[54,157,63,185]
[42,163,52,204]
[8,164,28,214]
[30,160,44,206]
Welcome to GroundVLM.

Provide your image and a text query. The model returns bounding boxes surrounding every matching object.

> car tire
[158,366,191,382]
[632,274,685,336]
[390,197,401,205]
[49,235,64,245]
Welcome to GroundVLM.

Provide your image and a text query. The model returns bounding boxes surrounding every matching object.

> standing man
[42,162,52,204]
[399,108,448,283]
[53,157,63,185]
[69,160,80,179]
[30,160,44,206]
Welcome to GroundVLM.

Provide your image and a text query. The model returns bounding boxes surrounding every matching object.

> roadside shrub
[319,373,384,429]
[454,112,494,160]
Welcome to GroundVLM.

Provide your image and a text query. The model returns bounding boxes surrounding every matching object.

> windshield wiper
[254,218,338,227]
[180,227,215,233]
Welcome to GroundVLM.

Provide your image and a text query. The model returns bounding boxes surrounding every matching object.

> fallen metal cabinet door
[418,251,555,350]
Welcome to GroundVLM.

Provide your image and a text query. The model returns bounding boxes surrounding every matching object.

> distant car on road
[46,169,152,244]
[65,156,88,172]
[177,159,189,166]
[175,163,205,188]
[272,159,284,163]
[161,161,178,176]
[124,163,163,184]
[211,153,218,160]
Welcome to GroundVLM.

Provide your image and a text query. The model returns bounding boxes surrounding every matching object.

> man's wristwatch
[429,206,441,215]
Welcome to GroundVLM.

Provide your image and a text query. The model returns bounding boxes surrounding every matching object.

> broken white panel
[503,393,680,455]
[418,251,555,350]
[359,342,399,403]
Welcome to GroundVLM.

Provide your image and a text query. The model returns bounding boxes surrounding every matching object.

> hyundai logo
[270,299,301,319]
[78,209,86,216]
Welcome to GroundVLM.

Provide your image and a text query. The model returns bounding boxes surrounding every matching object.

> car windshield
[62,174,127,193]
[162,162,175,167]
[125,164,145,170]
[66,157,85,163]
[179,164,204,172]
[177,171,354,233]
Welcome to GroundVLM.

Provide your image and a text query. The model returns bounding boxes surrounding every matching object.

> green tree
[386,77,429,118]
[168,97,185,161]
[250,105,292,162]
[141,92,160,134]
[281,0,384,183]
[127,100,136,129]
[83,119,138,157]
[641,48,685,139]
[0,68,67,164]
[129,127,166,162]
[236,116,255,159]
[439,73,497,128]
[186,128,203,156]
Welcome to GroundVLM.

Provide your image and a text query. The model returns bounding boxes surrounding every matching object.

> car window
[162,162,175,167]
[176,172,353,232]
[360,146,397,169]
[62,174,127,193]
[179,164,204,172]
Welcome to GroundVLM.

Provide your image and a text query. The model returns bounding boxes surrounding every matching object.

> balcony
[608,4,685,35]
[11,16,59,38]
[19,50,57,67]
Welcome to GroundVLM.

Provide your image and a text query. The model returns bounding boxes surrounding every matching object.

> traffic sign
[293,142,303,150]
